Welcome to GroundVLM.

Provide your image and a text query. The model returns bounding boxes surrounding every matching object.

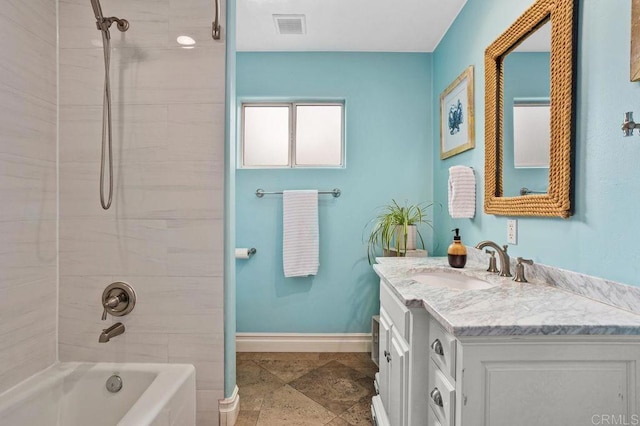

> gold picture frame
[440,66,475,160]
[632,0,640,81]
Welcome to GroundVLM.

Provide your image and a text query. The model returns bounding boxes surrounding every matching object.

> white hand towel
[283,190,319,278]
[448,166,476,219]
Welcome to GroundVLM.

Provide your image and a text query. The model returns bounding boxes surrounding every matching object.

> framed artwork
[632,0,640,81]
[440,66,475,159]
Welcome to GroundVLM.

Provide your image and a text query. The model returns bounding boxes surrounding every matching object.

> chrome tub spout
[99,322,125,343]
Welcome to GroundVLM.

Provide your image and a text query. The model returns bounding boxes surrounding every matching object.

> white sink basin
[410,271,496,290]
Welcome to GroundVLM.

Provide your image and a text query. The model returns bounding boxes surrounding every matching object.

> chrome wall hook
[622,112,640,136]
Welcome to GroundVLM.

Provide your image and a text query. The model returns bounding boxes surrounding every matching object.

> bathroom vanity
[371,257,640,426]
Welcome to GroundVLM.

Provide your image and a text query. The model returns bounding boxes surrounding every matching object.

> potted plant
[366,200,432,264]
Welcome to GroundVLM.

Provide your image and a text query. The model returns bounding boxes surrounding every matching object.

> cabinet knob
[383,350,391,363]
[431,339,444,356]
[430,387,443,407]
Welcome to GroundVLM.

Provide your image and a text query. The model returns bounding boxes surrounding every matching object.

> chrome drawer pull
[431,339,444,356]
[430,387,443,407]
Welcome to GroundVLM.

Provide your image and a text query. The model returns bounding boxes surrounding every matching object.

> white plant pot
[394,225,417,252]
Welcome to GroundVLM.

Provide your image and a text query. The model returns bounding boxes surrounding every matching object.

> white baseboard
[218,385,239,426]
[236,333,372,353]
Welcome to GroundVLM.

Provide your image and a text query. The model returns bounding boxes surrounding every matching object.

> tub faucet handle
[101,294,122,320]
[101,282,136,320]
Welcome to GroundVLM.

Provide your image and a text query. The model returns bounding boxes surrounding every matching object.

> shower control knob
[101,282,136,320]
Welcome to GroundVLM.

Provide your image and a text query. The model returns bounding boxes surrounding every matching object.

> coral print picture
[440,66,475,159]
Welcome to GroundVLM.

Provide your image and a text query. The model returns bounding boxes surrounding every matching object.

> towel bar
[520,187,546,195]
[255,188,341,198]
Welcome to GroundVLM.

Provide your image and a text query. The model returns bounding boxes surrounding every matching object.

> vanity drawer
[380,279,410,341]
[429,319,457,381]
[428,364,455,426]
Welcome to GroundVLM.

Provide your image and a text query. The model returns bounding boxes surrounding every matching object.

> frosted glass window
[513,103,550,168]
[240,102,344,168]
[243,106,290,167]
[295,105,343,166]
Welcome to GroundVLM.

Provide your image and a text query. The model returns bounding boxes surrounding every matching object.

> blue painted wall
[432,0,640,286]
[236,52,433,333]
[503,52,550,197]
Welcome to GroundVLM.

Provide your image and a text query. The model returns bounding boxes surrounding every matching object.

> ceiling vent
[273,14,306,35]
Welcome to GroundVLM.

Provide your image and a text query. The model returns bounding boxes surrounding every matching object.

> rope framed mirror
[484,0,578,218]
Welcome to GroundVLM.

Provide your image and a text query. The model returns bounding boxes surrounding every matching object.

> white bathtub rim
[0,362,196,426]
[0,362,71,411]
[118,363,195,426]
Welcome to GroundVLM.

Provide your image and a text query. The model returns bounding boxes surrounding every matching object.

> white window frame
[240,101,345,169]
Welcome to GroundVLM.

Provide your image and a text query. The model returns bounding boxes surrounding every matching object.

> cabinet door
[389,326,410,426]
[379,308,392,411]
[461,340,640,426]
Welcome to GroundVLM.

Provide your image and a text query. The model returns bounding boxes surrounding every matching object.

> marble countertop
[374,257,640,337]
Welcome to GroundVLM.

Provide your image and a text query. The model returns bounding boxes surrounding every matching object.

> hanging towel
[448,166,476,219]
[283,190,319,278]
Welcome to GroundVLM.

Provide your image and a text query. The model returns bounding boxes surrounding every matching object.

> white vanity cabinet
[373,259,640,426]
[374,279,430,426]
[427,318,640,426]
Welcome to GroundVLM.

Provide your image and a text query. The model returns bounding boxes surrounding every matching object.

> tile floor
[236,352,378,426]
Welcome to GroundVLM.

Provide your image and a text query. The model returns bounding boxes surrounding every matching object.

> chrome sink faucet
[475,241,512,277]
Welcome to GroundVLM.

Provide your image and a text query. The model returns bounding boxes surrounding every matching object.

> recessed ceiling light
[177,35,196,46]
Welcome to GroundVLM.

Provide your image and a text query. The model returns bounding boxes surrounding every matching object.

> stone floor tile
[319,352,373,362]
[339,397,374,425]
[289,361,373,415]
[236,352,379,424]
[255,359,331,383]
[237,360,285,411]
[256,384,336,426]
[236,410,260,426]
[325,417,351,425]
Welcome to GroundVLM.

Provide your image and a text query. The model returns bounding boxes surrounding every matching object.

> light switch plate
[507,219,517,245]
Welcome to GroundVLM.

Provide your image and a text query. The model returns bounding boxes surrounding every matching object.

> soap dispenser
[448,228,467,268]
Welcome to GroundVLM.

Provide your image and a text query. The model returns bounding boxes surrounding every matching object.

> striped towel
[448,166,476,219]
[283,190,319,278]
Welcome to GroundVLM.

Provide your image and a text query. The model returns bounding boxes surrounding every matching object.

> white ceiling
[236,0,468,52]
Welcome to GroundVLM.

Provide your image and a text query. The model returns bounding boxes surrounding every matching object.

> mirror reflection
[502,20,551,197]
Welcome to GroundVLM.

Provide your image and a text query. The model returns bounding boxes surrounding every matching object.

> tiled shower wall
[58,0,225,424]
[0,0,58,393]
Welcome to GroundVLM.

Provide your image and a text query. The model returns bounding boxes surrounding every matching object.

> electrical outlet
[507,219,517,245]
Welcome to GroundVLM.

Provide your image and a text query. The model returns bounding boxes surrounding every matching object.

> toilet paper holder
[236,247,257,259]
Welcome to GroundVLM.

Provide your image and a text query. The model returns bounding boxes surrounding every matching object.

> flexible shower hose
[99,30,113,210]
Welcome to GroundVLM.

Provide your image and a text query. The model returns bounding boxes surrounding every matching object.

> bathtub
[0,363,195,426]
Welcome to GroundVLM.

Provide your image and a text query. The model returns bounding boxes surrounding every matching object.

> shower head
[90,0,129,33]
